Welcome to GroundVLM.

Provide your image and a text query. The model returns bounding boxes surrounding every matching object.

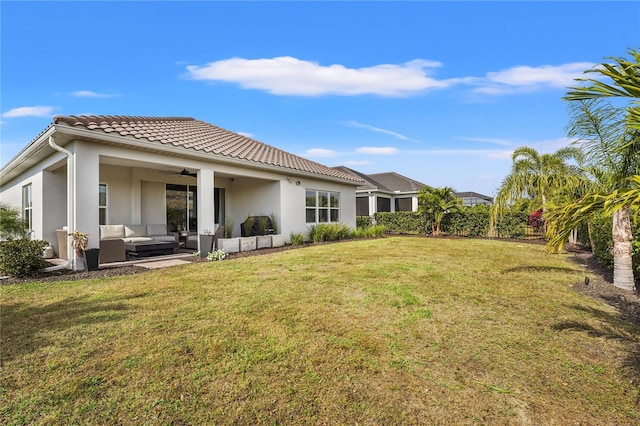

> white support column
[369,194,376,216]
[412,196,419,212]
[197,168,215,252]
[130,168,142,224]
[72,143,100,270]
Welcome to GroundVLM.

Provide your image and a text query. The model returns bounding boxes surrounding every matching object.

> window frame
[99,183,108,225]
[305,189,340,224]
[22,184,32,232]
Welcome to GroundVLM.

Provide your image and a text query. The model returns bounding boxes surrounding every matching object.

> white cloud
[185,56,451,97]
[357,146,398,155]
[70,90,118,98]
[473,62,595,95]
[236,131,255,138]
[408,148,512,158]
[460,137,514,147]
[2,106,55,118]
[305,148,338,157]
[185,56,597,98]
[346,120,421,143]
[486,150,514,160]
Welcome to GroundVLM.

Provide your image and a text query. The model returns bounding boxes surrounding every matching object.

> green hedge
[442,205,490,237]
[0,239,48,277]
[376,208,530,239]
[374,211,426,234]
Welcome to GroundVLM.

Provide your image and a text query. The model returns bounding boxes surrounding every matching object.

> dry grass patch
[1,237,639,425]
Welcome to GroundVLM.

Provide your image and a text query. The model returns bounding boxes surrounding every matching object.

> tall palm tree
[547,49,640,291]
[418,186,462,236]
[491,146,584,226]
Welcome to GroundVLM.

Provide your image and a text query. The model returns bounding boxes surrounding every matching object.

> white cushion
[152,235,176,242]
[147,224,168,236]
[122,236,153,243]
[100,225,125,240]
[125,224,147,238]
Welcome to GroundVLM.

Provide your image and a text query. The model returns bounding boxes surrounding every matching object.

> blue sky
[1,1,638,197]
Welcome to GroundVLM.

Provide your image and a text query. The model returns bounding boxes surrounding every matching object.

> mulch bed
[2,237,639,326]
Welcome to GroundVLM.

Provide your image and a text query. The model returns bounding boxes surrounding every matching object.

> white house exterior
[0,116,363,269]
[454,192,494,207]
[335,167,494,218]
[334,167,428,217]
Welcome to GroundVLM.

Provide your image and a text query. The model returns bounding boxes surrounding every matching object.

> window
[376,197,391,213]
[306,190,340,223]
[395,197,413,212]
[166,184,198,232]
[356,197,369,216]
[99,184,108,225]
[22,184,32,232]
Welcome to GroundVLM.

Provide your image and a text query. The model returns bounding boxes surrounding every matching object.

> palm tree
[418,186,462,236]
[491,146,584,226]
[546,49,640,291]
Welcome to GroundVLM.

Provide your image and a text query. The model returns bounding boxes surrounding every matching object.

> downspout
[48,136,74,270]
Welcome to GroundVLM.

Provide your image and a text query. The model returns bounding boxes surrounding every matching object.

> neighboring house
[335,166,494,217]
[334,167,429,216]
[454,192,493,207]
[0,115,363,269]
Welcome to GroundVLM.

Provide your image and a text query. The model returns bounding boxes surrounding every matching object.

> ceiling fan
[159,168,197,178]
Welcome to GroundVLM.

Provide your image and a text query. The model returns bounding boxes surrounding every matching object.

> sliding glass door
[166,185,225,233]
[166,184,197,233]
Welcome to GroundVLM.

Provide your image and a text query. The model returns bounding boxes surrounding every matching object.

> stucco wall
[228,178,280,237]
[280,177,357,241]
[2,138,359,249]
[100,164,134,225]
[141,181,166,225]
[42,169,66,254]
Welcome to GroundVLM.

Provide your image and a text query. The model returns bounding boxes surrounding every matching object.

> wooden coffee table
[125,241,179,258]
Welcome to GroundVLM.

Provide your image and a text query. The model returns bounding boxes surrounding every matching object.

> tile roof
[52,115,362,183]
[367,172,429,192]
[333,166,393,192]
[335,167,429,193]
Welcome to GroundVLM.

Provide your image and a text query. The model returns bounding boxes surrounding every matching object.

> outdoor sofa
[99,224,178,263]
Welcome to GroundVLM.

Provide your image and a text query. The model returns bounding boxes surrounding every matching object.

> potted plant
[199,229,214,259]
[69,230,99,271]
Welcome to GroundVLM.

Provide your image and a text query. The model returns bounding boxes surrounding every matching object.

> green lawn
[1,237,639,425]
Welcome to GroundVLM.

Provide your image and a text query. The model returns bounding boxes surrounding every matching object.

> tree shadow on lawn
[1,293,146,363]
[503,265,582,274]
[552,303,640,380]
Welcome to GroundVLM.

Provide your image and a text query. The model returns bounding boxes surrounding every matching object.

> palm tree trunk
[587,221,596,254]
[611,205,636,291]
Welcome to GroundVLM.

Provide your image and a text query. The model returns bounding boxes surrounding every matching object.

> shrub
[495,212,527,238]
[309,223,353,242]
[207,249,227,261]
[0,239,48,277]
[374,212,426,234]
[442,205,490,237]
[0,202,27,239]
[354,225,386,238]
[356,216,372,228]
[527,208,545,232]
[289,232,305,246]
